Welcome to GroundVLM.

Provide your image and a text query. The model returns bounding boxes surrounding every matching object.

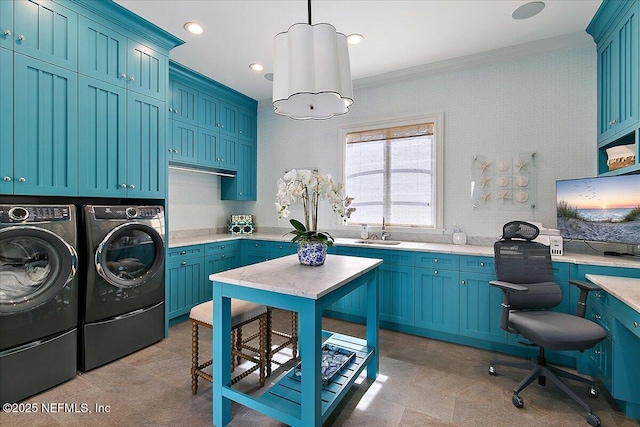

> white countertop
[209,254,382,300]
[586,274,640,313]
[170,233,640,269]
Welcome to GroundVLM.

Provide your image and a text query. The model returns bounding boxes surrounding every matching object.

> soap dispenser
[452,224,467,245]
[360,224,369,239]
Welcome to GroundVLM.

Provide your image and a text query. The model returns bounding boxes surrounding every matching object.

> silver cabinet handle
[593,314,602,320]
[634,322,639,328]
[180,251,186,255]
[594,350,601,355]
[433,258,438,263]
[480,262,485,267]
[129,184,135,189]
[461,280,466,285]
[3,29,10,36]
[129,76,135,82]
[221,245,225,249]
[120,73,127,79]
[181,262,186,266]
[2,176,10,181]
[434,270,438,275]
[239,130,243,134]
[168,148,173,152]
[174,109,178,113]
[121,183,127,188]
[168,107,173,112]
[18,35,25,41]
[18,177,25,182]
[221,254,226,259]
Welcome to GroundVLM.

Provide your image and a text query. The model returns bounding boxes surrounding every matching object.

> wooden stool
[190,300,269,394]
[266,308,299,377]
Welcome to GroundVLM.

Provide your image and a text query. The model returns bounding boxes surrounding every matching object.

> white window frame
[337,113,444,234]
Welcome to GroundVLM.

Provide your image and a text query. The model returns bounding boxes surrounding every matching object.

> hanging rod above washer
[168,165,236,178]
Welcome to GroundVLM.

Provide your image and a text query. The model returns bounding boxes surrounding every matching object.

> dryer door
[0,227,78,315]
[95,222,165,289]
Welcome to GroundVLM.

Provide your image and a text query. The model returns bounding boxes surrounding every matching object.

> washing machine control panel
[93,206,163,220]
[0,205,71,223]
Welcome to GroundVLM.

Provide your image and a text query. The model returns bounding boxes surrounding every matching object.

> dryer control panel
[0,205,71,223]
[93,206,163,220]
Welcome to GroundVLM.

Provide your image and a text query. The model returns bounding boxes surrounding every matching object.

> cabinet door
[127,39,165,100]
[414,267,459,333]
[379,265,414,326]
[0,48,12,194]
[198,92,218,130]
[166,259,203,319]
[0,1,12,50]
[127,92,166,198]
[169,80,197,124]
[329,286,368,318]
[597,36,617,141]
[197,128,219,167]
[13,0,77,71]
[218,101,238,137]
[13,54,78,196]
[238,108,256,141]
[78,16,127,87]
[613,6,638,135]
[78,76,127,197]
[459,272,508,343]
[170,120,198,163]
[203,252,239,301]
[217,135,238,171]
[221,139,256,200]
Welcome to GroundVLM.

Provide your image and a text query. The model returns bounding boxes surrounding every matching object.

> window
[343,115,443,229]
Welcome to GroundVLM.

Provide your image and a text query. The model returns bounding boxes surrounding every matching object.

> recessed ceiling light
[512,2,545,20]
[347,34,364,45]
[249,63,265,72]
[184,22,204,35]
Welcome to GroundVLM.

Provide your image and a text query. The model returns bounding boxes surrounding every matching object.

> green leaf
[290,219,306,232]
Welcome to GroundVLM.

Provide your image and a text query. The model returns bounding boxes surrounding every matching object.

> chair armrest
[568,279,602,292]
[489,280,529,293]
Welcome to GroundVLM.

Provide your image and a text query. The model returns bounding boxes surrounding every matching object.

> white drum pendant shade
[272,23,353,120]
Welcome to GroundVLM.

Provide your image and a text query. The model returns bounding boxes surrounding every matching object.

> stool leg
[259,315,266,387]
[291,311,299,359]
[266,307,273,377]
[231,329,236,371]
[191,321,199,395]
[236,326,242,367]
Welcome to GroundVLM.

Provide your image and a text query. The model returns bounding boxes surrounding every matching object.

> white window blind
[345,122,436,228]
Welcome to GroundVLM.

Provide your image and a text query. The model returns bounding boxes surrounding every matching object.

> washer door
[0,227,78,315]
[95,222,164,289]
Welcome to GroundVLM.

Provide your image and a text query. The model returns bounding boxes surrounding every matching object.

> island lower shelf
[222,331,374,426]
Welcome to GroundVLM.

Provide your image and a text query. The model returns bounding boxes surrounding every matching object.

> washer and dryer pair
[0,204,165,403]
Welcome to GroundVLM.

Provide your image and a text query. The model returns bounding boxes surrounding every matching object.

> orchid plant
[276,169,355,246]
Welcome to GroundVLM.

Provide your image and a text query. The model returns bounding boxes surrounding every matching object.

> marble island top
[586,274,640,313]
[170,232,640,269]
[209,254,382,300]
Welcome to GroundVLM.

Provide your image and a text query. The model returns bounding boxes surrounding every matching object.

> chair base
[489,350,601,426]
[266,308,298,377]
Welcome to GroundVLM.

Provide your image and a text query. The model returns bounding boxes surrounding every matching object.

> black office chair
[489,221,607,427]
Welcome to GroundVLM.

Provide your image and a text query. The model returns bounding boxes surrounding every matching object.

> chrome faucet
[381,217,390,241]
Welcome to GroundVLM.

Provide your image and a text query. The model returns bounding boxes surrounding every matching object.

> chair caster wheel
[512,393,524,408]
[586,412,600,426]
[588,385,598,398]
[488,365,496,376]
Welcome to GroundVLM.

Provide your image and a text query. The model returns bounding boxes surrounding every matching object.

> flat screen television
[556,175,640,246]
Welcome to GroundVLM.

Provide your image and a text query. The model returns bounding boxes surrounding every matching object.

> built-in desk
[209,254,382,427]
[583,274,640,420]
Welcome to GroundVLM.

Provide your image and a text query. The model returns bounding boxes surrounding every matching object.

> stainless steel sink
[354,240,402,245]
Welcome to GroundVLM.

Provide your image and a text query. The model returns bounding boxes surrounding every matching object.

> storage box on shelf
[587,0,640,175]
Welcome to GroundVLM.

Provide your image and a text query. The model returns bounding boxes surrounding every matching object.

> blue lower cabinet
[459,272,508,343]
[379,265,414,326]
[0,48,13,194]
[166,257,203,319]
[203,253,239,301]
[414,267,459,333]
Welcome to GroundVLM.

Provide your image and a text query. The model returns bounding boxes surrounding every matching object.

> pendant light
[272,0,354,120]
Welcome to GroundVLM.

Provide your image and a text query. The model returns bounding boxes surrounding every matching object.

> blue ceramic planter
[297,242,327,266]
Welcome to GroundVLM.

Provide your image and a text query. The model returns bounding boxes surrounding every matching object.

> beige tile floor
[1,309,638,427]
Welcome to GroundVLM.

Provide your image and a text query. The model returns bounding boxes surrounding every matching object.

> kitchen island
[209,254,382,427]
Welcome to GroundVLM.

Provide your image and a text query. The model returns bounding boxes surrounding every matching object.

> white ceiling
[115,0,602,103]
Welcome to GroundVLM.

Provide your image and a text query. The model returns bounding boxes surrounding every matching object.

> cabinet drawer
[167,245,204,261]
[244,240,271,252]
[269,242,297,257]
[414,253,459,270]
[459,255,495,274]
[586,302,613,335]
[336,246,413,266]
[205,240,239,255]
[609,295,640,340]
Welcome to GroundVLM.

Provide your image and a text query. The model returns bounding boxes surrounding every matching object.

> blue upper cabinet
[78,16,128,87]
[13,54,78,196]
[221,139,255,200]
[218,101,238,137]
[13,0,77,71]
[587,0,640,175]
[170,121,198,164]
[0,1,13,50]
[238,109,257,141]
[169,80,198,125]
[0,48,13,194]
[198,92,219,130]
[127,39,165,100]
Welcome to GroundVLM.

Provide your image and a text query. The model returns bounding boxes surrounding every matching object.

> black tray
[288,344,356,386]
